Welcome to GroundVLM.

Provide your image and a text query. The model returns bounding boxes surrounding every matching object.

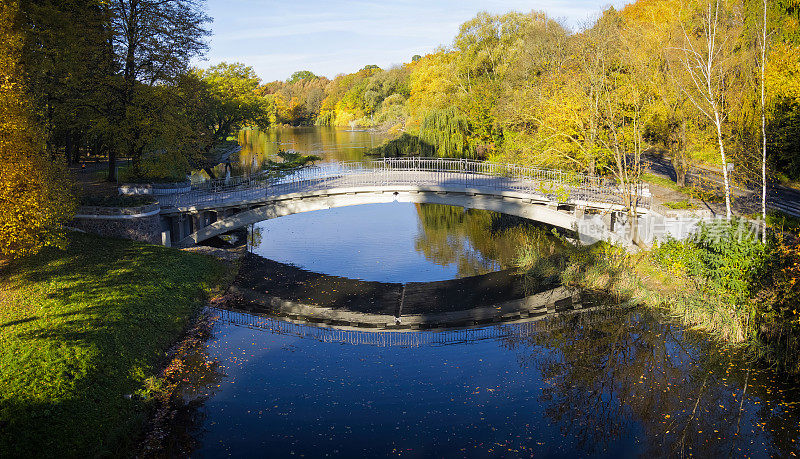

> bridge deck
[159,167,643,211]
[154,159,656,247]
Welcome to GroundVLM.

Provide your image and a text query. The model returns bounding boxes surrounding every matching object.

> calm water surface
[247,202,546,282]
[237,126,392,169]
[181,127,800,457]
[189,309,800,458]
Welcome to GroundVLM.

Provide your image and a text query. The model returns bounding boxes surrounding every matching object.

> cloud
[200,0,632,81]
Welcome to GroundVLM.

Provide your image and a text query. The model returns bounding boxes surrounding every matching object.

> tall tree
[672,0,740,218]
[105,0,210,180]
[181,62,269,175]
[0,0,75,259]
[593,8,652,243]
[20,0,114,166]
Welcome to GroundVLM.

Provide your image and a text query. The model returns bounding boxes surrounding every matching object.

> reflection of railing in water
[214,308,603,348]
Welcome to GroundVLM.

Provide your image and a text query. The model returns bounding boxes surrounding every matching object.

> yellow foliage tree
[0,0,75,259]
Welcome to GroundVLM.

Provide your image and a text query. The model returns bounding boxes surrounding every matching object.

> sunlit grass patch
[663,200,698,210]
[0,232,227,456]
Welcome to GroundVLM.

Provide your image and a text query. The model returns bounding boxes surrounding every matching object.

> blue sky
[200,0,632,82]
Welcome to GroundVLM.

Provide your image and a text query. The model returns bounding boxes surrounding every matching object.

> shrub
[121,150,190,184]
[753,232,800,373]
[653,219,766,307]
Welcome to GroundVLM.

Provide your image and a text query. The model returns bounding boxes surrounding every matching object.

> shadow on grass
[0,316,37,328]
[0,232,227,457]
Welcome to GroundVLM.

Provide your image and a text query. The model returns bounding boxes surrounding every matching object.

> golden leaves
[0,0,75,259]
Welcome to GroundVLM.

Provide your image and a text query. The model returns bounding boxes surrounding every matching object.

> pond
[189,308,799,458]
[174,127,800,457]
[237,126,392,169]
[246,202,551,283]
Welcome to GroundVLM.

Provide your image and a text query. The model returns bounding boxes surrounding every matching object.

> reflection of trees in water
[501,307,800,457]
[413,203,559,278]
[247,224,262,251]
[237,127,390,167]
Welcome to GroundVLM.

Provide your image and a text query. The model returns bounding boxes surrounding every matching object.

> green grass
[641,172,685,192]
[0,233,228,457]
[662,200,698,210]
[641,173,724,204]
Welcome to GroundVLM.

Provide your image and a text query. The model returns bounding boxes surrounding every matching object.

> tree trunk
[675,120,688,187]
[65,130,73,165]
[761,0,768,243]
[713,111,732,219]
[108,149,117,182]
[72,131,82,164]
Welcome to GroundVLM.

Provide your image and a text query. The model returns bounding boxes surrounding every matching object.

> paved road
[768,186,800,218]
[644,155,800,218]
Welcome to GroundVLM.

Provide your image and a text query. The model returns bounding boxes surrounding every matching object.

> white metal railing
[158,158,651,209]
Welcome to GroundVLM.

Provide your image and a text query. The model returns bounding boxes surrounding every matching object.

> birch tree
[673,0,738,218]
[760,0,767,242]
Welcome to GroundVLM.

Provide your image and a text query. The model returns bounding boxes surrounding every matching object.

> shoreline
[134,245,245,457]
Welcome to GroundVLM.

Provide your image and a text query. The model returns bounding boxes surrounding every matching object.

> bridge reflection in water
[212,300,611,348]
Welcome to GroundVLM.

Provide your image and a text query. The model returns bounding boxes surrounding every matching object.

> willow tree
[420,108,475,158]
[0,0,75,259]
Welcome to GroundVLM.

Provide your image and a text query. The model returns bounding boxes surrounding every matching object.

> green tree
[287,70,317,84]
[181,62,269,175]
[105,0,210,180]
[20,0,114,166]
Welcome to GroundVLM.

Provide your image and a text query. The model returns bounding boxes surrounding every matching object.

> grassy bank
[518,223,800,374]
[0,233,229,457]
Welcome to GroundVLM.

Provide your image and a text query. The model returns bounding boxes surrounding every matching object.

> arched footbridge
[155,158,655,248]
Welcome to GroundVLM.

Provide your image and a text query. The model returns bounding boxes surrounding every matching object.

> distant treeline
[265,1,800,184]
[4,0,800,258]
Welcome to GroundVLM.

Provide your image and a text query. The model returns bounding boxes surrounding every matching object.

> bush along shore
[0,232,235,457]
[517,219,800,375]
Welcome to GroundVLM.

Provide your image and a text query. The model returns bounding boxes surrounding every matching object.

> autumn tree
[492,12,574,167]
[0,0,75,259]
[766,1,800,180]
[181,62,270,175]
[588,8,656,243]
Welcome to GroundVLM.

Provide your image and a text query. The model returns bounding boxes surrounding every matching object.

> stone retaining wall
[70,203,162,244]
